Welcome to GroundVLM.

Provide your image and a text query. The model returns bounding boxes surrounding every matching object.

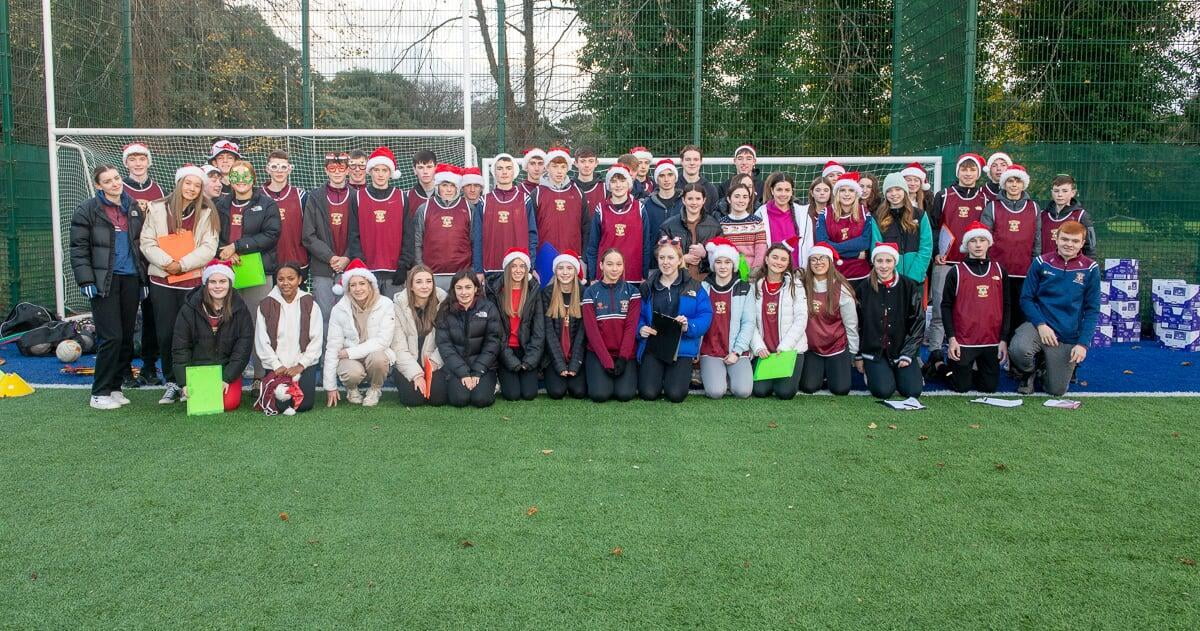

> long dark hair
[803,253,855,315]
[752,243,797,299]
[202,277,234,325]
[438,268,481,318]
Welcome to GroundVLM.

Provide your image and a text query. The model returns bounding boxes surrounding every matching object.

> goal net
[53,130,471,315]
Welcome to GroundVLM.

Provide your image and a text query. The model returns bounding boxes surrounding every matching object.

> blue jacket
[641,190,682,233]
[700,278,756,355]
[637,270,712,360]
[1021,252,1101,347]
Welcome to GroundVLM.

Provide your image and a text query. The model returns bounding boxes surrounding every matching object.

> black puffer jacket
[487,275,545,371]
[855,274,925,364]
[215,190,281,273]
[435,296,503,378]
[541,284,586,374]
[69,192,148,296]
[171,286,255,386]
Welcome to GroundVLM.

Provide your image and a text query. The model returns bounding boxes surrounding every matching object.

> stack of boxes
[1095,259,1140,346]
[1152,279,1200,352]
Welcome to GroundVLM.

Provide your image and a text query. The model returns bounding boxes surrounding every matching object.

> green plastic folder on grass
[753,350,798,381]
[232,252,266,289]
[185,365,224,416]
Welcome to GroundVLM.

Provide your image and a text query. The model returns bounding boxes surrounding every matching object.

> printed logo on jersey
[278,207,287,221]
[958,206,970,218]
[991,275,1001,281]
[374,210,387,223]
[497,210,510,224]
[714,301,727,315]
[232,214,243,226]
[766,302,778,316]
[330,213,343,226]
[441,216,454,229]
[976,284,989,298]
[619,299,629,313]
[1008,220,1021,232]
[810,300,821,313]
[840,228,849,240]
[615,224,626,237]
[1074,272,1085,285]
[555,199,566,212]
[1050,228,1060,241]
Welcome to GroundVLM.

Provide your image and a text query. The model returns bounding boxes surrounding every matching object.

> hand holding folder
[157,230,201,284]
[645,312,684,363]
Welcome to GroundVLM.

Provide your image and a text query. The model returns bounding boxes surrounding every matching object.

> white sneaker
[282,407,296,416]
[362,388,381,407]
[159,382,182,405]
[346,388,363,404]
[109,391,131,406]
[90,395,121,410]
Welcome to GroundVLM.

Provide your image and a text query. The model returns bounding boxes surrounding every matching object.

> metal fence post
[121,0,133,126]
[0,0,19,305]
[962,0,978,146]
[301,0,313,128]
[890,0,903,153]
[496,0,507,153]
[691,0,702,146]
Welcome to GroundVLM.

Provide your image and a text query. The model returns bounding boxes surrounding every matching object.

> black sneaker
[1016,372,1036,395]
[139,368,163,387]
[122,373,141,389]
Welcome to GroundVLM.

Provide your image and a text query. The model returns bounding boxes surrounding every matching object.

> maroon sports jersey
[700,286,732,357]
[480,187,530,272]
[952,260,1004,346]
[989,199,1037,278]
[420,197,472,273]
[535,183,586,255]
[356,187,406,272]
[594,200,645,282]
[806,288,847,356]
[940,187,986,263]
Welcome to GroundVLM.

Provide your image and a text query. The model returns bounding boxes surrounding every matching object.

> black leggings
[149,283,189,384]
[947,345,1002,393]
[638,353,693,403]
[544,367,587,399]
[1005,276,1026,342]
[752,355,804,400]
[393,368,449,406]
[862,356,923,399]
[585,352,638,403]
[498,365,539,401]
[799,351,852,395]
[446,371,498,408]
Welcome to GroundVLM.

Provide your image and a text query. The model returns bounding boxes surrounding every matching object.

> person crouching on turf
[324,259,396,408]
[254,263,322,415]
[855,243,925,400]
[799,243,858,396]
[750,243,808,400]
[941,222,1010,393]
[698,238,755,399]
[1010,221,1100,396]
[488,248,545,401]
[637,238,712,403]
[390,265,448,407]
[582,249,641,403]
[172,260,254,411]
[436,269,503,408]
[542,250,588,400]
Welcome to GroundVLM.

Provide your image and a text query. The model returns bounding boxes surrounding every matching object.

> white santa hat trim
[705,238,740,270]
[1000,164,1030,188]
[986,152,1012,170]
[502,248,532,271]
[122,142,151,165]
[365,147,400,179]
[809,243,837,262]
[461,168,484,187]
[174,164,206,185]
[333,261,378,297]
[545,147,573,169]
[551,250,583,279]
[900,162,931,191]
[606,163,633,187]
[201,261,234,285]
[208,140,241,161]
[492,153,521,178]
[433,164,461,188]
[653,159,678,180]
[831,172,863,197]
[522,148,547,165]
[821,161,846,178]
[871,242,900,262]
[630,146,653,161]
[734,144,756,158]
[959,224,994,253]
[201,164,220,178]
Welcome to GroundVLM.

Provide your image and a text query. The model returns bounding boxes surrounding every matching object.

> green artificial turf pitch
[1,392,1197,628]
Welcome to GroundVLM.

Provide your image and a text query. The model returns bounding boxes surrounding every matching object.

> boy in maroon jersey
[573,146,606,212]
[940,222,1010,392]
[519,147,547,195]
[981,163,1037,338]
[530,147,588,265]
[1034,173,1096,257]
[403,149,438,218]
[262,149,308,274]
[414,164,473,289]
[474,153,537,277]
[303,151,359,328]
[585,164,653,282]
[354,146,414,297]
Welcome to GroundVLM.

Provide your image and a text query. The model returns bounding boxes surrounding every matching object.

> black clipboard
[646,312,683,363]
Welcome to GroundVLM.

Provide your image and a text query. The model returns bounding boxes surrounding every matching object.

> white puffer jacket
[391,288,447,382]
[750,275,809,354]
[323,293,397,390]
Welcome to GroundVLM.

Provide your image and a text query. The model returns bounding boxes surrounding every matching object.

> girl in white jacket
[750,243,808,400]
[391,265,447,407]
[324,259,396,407]
[254,263,323,414]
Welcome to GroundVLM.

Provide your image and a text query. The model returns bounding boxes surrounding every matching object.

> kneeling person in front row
[941,222,1009,393]
[436,270,503,408]
[391,265,448,406]
[582,249,641,403]
[324,259,396,408]
[637,239,713,403]
[255,264,323,415]
[855,243,925,400]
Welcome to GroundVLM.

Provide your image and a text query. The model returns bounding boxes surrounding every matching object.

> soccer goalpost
[40,0,477,317]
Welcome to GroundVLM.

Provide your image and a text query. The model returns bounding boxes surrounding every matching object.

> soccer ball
[56,339,82,363]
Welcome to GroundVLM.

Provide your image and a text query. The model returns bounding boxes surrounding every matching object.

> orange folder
[157,230,201,284]
[423,358,434,399]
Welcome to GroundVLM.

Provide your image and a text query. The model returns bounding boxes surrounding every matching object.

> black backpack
[1,302,55,337]
[17,320,94,357]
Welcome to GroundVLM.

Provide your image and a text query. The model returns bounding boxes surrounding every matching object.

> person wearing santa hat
[261,149,309,274]
[924,153,988,374]
[900,161,932,213]
[486,247,545,401]
[586,164,654,283]
[435,269,504,408]
[698,237,755,399]
[814,171,875,283]
[749,243,807,400]
[981,163,1037,338]
[323,258,395,408]
[354,146,415,298]
[717,144,764,201]
[473,153,538,277]
[413,164,472,289]
[254,263,322,414]
[117,142,165,389]
[870,172,932,284]
[855,242,925,400]
[659,182,723,281]
[139,163,221,404]
[939,222,1010,393]
[403,149,439,219]
[201,165,224,200]
[642,158,683,232]
[529,147,588,273]
[519,147,548,195]
[678,145,720,213]
[983,152,1012,203]
[460,166,485,212]
[798,243,858,395]
[171,259,254,412]
[582,248,641,402]
[754,172,815,265]
[629,147,656,198]
[572,146,607,213]
[389,264,448,407]
[541,249,587,399]
[207,139,242,195]
[303,151,360,335]
[637,238,712,403]
[821,160,846,184]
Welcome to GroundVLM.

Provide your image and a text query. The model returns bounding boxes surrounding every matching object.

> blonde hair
[875,194,919,234]
[162,180,219,235]
[546,275,582,320]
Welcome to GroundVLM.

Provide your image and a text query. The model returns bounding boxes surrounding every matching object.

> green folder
[753,350,799,381]
[185,365,225,416]
[232,252,266,289]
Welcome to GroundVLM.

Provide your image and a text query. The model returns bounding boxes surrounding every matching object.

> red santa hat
[831,171,863,197]
[174,163,206,185]
[207,139,241,162]
[551,249,584,280]
[332,259,377,296]
[461,167,484,188]
[433,163,462,188]
[959,221,993,253]
[201,259,234,285]
[956,153,985,171]
[821,160,846,178]
[122,142,151,165]
[492,152,521,178]
[605,163,633,187]
[733,144,757,158]
[630,146,653,161]
[502,247,531,271]
[1000,163,1030,188]
[900,161,931,190]
[871,242,900,262]
[653,159,678,180]
[522,147,547,165]
[808,241,843,267]
[545,146,573,168]
[782,235,802,256]
[705,237,740,269]
[366,146,400,179]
